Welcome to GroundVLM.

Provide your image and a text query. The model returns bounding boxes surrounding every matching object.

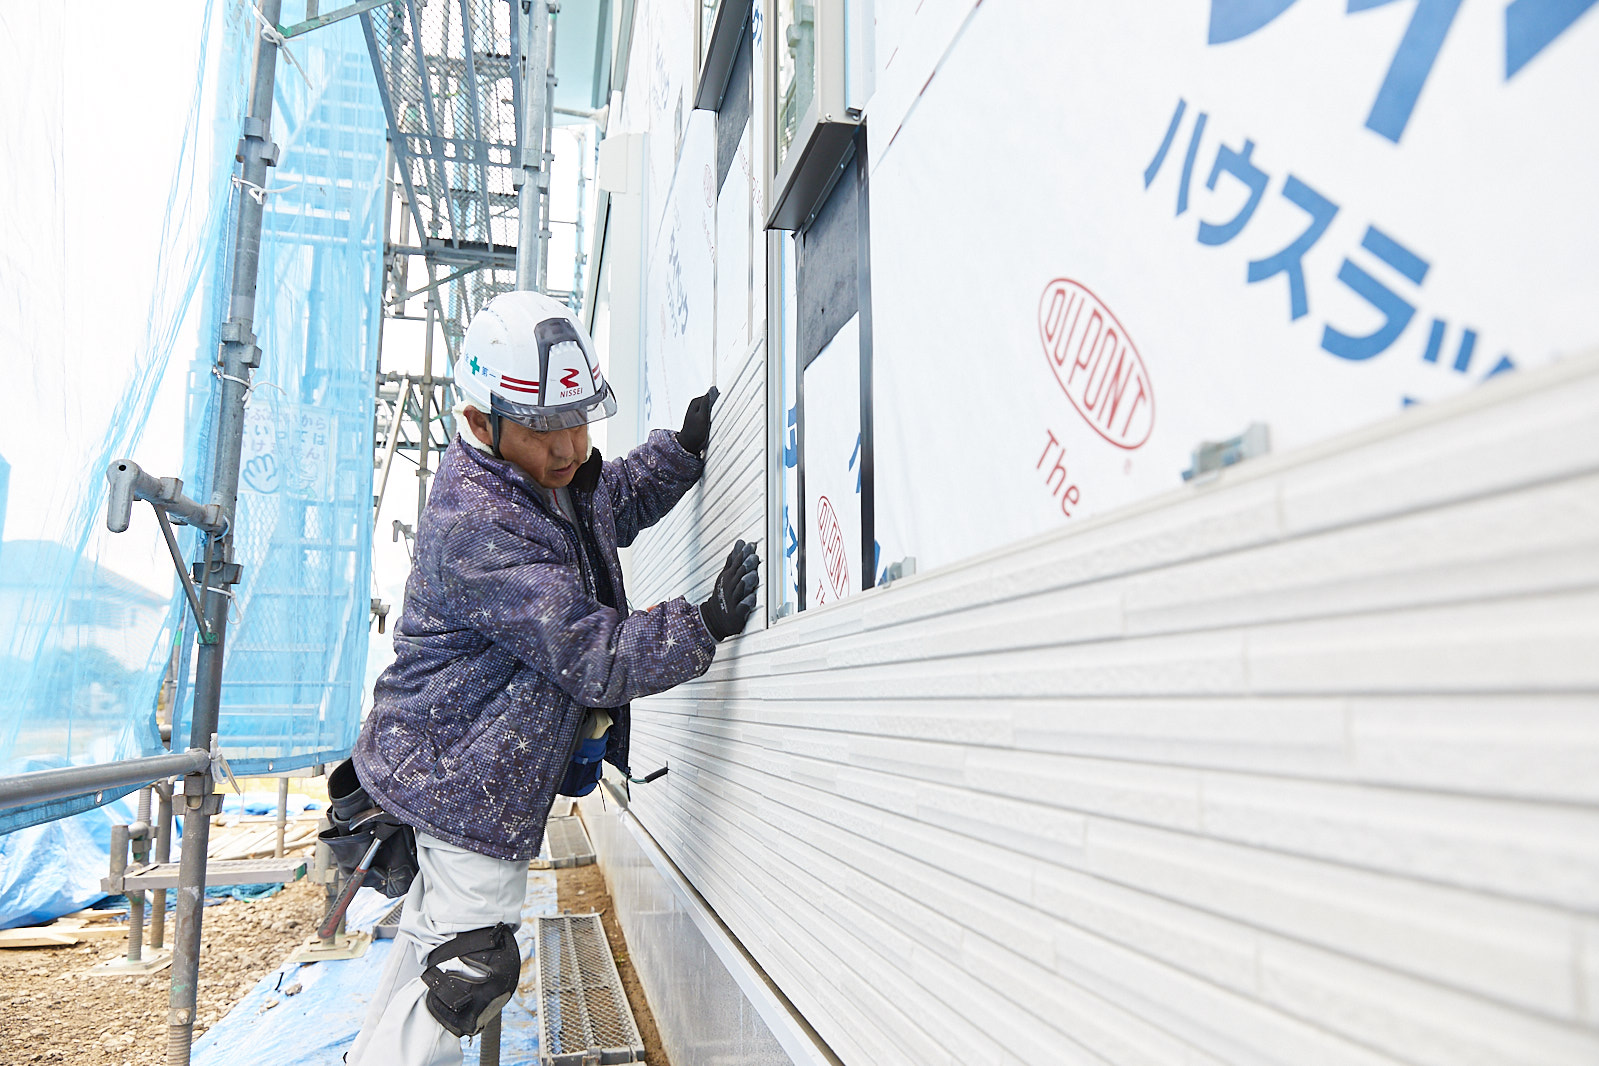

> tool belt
[319,758,419,899]
[557,710,612,798]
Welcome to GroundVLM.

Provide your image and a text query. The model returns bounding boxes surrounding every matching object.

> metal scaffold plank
[103,857,309,893]
[532,814,595,869]
[535,913,645,1065]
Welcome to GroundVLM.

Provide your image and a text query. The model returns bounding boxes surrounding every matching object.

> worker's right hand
[699,539,759,640]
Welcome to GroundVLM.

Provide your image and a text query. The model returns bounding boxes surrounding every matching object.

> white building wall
[594,2,1599,1063]
[621,353,1599,1066]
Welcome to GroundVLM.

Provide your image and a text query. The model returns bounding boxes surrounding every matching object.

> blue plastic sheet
[217,790,322,818]
[192,873,559,1065]
[0,791,138,929]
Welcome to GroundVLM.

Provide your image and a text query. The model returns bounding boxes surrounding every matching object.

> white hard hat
[454,290,617,435]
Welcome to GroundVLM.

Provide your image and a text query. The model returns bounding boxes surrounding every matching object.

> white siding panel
[1257,939,1599,1066]
[617,350,1599,1065]
[1582,920,1599,1027]
[1084,820,1581,1019]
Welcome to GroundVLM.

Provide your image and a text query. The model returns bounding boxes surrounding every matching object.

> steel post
[480,1013,502,1066]
[416,286,437,518]
[516,0,549,289]
[537,3,558,293]
[373,375,413,518]
[275,776,289,858]
[127,787,153,963]
[151,783,174,950]
[167,3,284,1062]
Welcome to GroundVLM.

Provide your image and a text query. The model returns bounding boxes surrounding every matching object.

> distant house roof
[0,539,169,608]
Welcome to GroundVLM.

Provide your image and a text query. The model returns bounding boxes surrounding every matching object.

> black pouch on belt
[318,758,419,898]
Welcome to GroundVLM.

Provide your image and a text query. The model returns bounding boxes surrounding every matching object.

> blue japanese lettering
[1198,138,1268,246]
[1143,99,1187,188]
[1321,224,1430,360]
[1246,175,1339,320]
[1208,0,1300,44]
[1178,111,1209,216]
[1351,0,1464,144]
[1506,0,1599,78]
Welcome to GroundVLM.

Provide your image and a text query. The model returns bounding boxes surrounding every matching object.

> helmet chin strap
[489,411,505,460]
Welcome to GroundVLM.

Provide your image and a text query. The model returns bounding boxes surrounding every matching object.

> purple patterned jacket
[353,429,716,860]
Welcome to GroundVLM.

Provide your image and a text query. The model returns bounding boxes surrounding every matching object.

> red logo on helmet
[559,368,581,390]
[1039,279,1154,450]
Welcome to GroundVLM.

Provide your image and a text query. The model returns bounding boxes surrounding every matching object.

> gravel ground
[0,876,324,1065]
[3,817,667,1065]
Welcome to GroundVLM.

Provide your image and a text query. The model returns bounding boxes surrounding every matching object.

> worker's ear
[463,406,493,446]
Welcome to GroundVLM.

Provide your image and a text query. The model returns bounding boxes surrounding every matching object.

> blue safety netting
[169,6,386,776]
[0,0,251,833]
[0,1,382,832]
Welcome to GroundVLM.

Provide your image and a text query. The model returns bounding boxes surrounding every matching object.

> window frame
[694,0,753,111]
[780,129,874,614]
[764,0,861,232]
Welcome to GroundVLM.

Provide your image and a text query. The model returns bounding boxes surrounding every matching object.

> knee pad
[420,923,522,1037]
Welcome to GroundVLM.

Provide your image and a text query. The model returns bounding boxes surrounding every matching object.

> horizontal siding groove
[692,470,1599,668]
[630,713,1599,913]
[630,772,1575,1066]
[629,732,1599,1053]
[628,693,1599,805]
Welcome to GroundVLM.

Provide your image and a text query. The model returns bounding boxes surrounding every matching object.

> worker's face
[465,408,590,488]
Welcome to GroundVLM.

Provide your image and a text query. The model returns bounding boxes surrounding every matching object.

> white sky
[0,1,215,590]
[0,1,600,707]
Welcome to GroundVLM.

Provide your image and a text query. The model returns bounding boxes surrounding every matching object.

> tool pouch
[557,734,608,798]
[318,758,419,898]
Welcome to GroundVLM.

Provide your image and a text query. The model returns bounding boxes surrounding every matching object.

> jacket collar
[456,434,604,513]
[570,447,603,493]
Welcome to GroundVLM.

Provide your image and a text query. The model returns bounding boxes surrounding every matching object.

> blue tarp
[0,792,140,929]
[217,790,322,818]
[192,872,558,1065]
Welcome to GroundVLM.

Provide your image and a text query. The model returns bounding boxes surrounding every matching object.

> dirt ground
[0,876,324,1065]
[555,861,670,1066]
[1,808,668,1066]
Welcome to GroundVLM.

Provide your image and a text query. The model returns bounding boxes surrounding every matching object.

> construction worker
[343,290,759,1065]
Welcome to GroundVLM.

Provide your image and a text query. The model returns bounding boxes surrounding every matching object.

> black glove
[699,539,759,640]
[678,386,719,457]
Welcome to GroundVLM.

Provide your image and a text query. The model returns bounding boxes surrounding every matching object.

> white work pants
[346,832,528,1066]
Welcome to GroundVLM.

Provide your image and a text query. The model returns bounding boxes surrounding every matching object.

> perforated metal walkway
[535,913,645,1065]
[533,815,595,869]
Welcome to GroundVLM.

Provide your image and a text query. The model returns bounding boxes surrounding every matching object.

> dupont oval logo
[1038,279,1155,450]
[816,495,849,598]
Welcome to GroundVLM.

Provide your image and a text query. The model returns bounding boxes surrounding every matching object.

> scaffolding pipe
[417,286,437,518]
[0,750,209,811]
[374,374,413,519]
[151,782,174,950]
[516,0,549,289]
[275,776,289,858]
[167,3,285,1062]
[127,787,153,963]
[538,2,558,293]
